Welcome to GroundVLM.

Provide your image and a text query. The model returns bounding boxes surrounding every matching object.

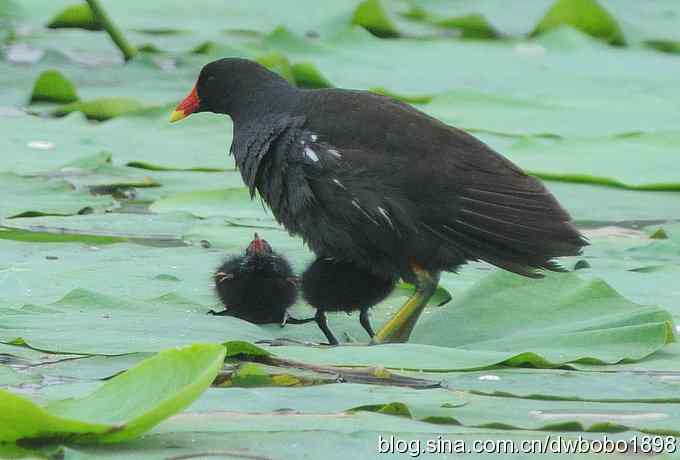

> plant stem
[84,0,137,61]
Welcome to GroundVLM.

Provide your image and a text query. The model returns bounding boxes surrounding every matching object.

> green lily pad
[416,272,675,357]
[181,383,680,435]
[0,172,113,219]
[650,228,669,240]
[646,39,680,54]
[258,27,680,138]
[53,98,151,121]
[149,187,274,221]
[0,343,225,444]
[0,227,225,306]
[542,181,680,224]
[46,3,101,31]
[30,69,79,104]
[400,0,675,46]
[0,366,38,387]
[500,132,680,191]
[0,267,673,371]
[35,152,161,193]
[291,62,334,89]
[4,0,680,456]
[228,362,277,388]
[352,0,399,38]
[271,271,674,370]
[72,422,607,460]
[439,368,680,403]
[0,288,270,354]
[255,52,296,84]
[568,235,680,322]
[125,161,227,172]
[646,223,680,242]
[33,353,151,383]
[369,87,432,104]
[435,13,498,39]
[532,0,625,45]
[0,227,124,245]
[0,112,235,175]
[224,340,272,359]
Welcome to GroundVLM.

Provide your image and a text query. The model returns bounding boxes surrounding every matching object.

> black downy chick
[211,233,303,325]
[302,257,396,345]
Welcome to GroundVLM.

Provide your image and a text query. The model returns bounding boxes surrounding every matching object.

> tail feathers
[462,186,571,220]
[439,224,563,278]
[455,208,584,256]
[425,183,587,278]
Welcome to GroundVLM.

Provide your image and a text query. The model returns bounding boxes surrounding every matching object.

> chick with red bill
[173,59,588,344]
[302,257,396,345]
[211,233,307,326]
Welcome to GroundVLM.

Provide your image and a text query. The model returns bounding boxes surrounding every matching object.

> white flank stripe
[304,146,319,162]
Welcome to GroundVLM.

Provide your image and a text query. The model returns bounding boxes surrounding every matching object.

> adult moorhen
[173,58,587,344]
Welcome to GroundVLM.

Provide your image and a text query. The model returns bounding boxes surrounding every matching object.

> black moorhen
[172,58,587,344]
[210,233,301,325]
[302,257,396,345]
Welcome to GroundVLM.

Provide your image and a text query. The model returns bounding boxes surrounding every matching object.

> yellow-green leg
[372,267,440,344]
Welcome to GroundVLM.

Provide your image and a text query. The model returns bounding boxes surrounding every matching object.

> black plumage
[211,233,298,325]
[302,257,396,345]
[173,58,588,344]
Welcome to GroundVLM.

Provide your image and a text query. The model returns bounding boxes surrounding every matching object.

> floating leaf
[137,43,161,53]
[0,343,225,444]
[224,340,272,359]
[125,160,226,172]
[190,40,216,54]
[149,187,273,221]
[0,227,124,245]
[271,272,675,370]
[256,52,296,84]
[646,39,680,54]
[291,62,334,89]
[369,87,432,104]
[0,366,38,387]
[650,228,669,240]
[0,172,113,220]
[46,3,101,31]
[415,272,675,359]
[350,401,412,417]
[228,363,274,387]
[435,13,498,39]
[5,3,680,456]
[531,0,625,45]
[443,367,680,403]
[53,98,150,121]
[352,0,399,38]
[30,70,79,104]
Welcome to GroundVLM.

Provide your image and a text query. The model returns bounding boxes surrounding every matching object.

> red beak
[170,85,200,122]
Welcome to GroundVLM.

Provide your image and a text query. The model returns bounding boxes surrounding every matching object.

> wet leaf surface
[2,0,680,457]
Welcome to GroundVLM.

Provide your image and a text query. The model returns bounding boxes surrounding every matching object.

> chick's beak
[170,85,200,123]
[246,232,272,255]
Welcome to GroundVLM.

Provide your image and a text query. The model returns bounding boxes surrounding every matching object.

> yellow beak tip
[169,110,186,123]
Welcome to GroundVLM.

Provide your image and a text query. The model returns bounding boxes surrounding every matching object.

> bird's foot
[207,309,229,316]
[280,311,316,327]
